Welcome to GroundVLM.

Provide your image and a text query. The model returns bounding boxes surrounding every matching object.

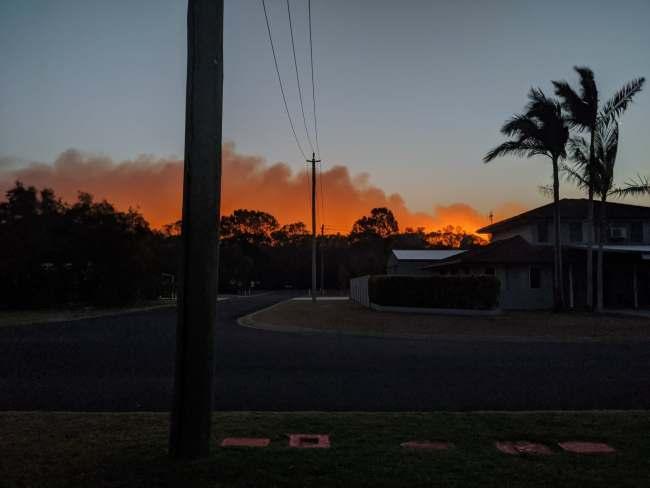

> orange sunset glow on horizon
[0,142,526,235]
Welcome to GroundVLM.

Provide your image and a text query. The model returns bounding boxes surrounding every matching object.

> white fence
[349,275,370,307]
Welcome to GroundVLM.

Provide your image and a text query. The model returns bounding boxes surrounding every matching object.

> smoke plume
[0,142,523,233]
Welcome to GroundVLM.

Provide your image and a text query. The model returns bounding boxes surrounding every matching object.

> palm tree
[564,120,619,312]
[485,88,569,310]
[553,67,645,310]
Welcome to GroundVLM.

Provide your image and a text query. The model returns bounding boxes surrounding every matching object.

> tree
[350,207,399,240]
[484,88,569,310]
[553,67,645,310]
[271,221,309,246]
[565,120,619,311]
[425,226,488,248]
[220,209,279,246]
[0,183,163,308]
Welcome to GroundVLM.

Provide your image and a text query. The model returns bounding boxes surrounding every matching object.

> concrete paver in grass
[221,438,270,448]
[401,441,453,450]
[496,441,553,456]
[558,441,616,454]
[288,434,330,449]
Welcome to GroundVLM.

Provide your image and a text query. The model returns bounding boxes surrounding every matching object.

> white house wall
[497,266,554,310]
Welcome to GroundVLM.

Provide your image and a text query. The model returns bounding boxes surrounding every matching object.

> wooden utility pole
[307,152,320,302]
[320,223,325,294]
[170,0,223,460]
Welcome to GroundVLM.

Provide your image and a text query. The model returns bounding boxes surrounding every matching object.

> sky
[0,0,649,231]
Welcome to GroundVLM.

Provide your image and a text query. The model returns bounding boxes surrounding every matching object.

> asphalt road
[1,291,649,411]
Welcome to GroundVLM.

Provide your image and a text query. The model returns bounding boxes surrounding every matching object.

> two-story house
[424,199,650,310]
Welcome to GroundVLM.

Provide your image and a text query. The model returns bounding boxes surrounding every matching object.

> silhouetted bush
[368,275,500,309]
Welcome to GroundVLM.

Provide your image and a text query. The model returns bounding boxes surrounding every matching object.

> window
[529,267,541,289]
[569,222,583,243]
[609,225,627,242]
[631,222,643,243]
[537,222,549,243]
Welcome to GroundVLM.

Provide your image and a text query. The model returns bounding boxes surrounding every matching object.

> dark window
[569,222,583,243]
[631,222,643,243]
[537,222,548,243]
[485,267,495,276]
[608,225,627,242]
[530,267,541,289]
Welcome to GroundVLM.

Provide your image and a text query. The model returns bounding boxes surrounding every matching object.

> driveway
[1,291,649,411]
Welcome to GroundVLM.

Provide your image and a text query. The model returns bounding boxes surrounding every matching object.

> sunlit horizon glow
[0,142,525,234]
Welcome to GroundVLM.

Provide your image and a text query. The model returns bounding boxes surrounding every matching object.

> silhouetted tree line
[0,182,174,308]
[185,206,486,292]
[0,182,486,308]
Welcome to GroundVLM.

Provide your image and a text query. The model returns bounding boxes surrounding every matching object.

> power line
[308,0,320,157]
[261,0,307,160]
[286,0,314,154]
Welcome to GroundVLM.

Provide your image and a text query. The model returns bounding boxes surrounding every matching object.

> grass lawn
[0,300,176,328]
[1,411,649,487]
[243,299,650,342]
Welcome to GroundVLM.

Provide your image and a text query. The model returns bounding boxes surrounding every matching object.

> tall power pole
[320,224,325,294]
[307,152,320,302]
[170,0,223,460]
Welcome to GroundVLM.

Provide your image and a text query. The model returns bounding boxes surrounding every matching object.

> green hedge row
[368,275,500,310]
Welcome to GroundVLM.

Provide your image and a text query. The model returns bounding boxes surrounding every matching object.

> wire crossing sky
[261,0,307,160]
[0,0,648,216]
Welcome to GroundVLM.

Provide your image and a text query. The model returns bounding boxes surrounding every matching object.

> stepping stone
[496,441,553,456]
[221,437,270,448]
[288,434,330,449]
[558,442,616,454]
[401,441,453,450]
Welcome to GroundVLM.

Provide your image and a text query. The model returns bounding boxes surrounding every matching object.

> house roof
[477,199,650,234]
[391,249,465,261]
[423,236,553,268]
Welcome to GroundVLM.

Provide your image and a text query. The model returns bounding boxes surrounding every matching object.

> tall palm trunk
[596,194,607,312]
[586,130,595,310]
[552,155,564,310]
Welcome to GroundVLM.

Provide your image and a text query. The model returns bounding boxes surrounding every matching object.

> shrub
[368,275,500,310]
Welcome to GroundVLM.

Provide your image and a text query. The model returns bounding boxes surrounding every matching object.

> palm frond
[568,136,589,167]
[500,114,539,138]
[562,163,590,190]
[526,88,560,120]
[600,77,646,122]
[601,120,619,168]
[574,66,597,107]
[614,174,650,197]
[483,141,548,163]
[552,79,589,128]
[537,184,554,198]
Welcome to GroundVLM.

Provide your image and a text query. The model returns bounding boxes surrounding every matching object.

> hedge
[368,275,500,310]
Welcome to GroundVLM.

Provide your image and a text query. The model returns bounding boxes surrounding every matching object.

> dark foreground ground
[1,291,649,411]
[2,411,649,488]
